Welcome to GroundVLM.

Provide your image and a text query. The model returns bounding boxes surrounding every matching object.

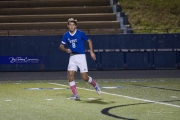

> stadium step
[0,0,125,35]
[0,6,113,15]
[0,29,123,36]
[0,21,120,30]
[0,0,110,8]
[0,13,116,23]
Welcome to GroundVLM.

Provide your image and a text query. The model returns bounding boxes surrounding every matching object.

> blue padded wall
[0,34,180,71]
[154,51,177,69]
[126,52,149,69]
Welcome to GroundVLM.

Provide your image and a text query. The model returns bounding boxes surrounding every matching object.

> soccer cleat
[69,94,80,100]
[95,83,101,95]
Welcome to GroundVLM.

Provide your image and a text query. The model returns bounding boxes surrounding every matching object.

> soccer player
[59,18,101,100]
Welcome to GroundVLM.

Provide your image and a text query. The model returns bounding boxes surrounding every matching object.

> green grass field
[0,79,180,120]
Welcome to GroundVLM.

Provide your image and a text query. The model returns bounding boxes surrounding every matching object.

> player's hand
[66,49,72,53]
[90,52,96,61]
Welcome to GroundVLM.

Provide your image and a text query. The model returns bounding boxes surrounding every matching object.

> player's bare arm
[59,44,72,53]
[87,39,96,60]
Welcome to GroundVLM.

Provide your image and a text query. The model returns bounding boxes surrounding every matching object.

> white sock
[69,81,75,86]
[88,76,92,83]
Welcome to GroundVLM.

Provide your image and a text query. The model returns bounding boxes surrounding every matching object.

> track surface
[0,70,180,81]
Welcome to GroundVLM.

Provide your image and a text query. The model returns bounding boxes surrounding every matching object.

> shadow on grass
[81,98,116,104]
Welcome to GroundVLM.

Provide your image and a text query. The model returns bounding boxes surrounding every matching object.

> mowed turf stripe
[50,83,180,108]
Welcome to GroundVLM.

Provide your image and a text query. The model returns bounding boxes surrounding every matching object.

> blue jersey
[61,29,89,54]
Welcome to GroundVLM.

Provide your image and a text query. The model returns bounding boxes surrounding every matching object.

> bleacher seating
[0,0,123,36]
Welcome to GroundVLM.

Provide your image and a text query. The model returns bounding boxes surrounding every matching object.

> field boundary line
[50,83,180,108]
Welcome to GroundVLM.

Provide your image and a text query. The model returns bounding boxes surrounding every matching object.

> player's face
[67,22,76,33]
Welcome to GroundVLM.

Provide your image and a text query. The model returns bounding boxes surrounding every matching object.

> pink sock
[88,76,96,87]
[69,81,78,95]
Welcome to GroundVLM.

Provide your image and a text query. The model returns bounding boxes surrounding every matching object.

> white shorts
[68,54,88,73]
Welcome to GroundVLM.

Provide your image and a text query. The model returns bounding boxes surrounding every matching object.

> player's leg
[67,55,79,99]
[81,72,101,95]
[77,54,101,95]
[81,73,96,87]
[67,71,78,95]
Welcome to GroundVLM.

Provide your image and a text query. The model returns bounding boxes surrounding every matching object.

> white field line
[50,83,180,108]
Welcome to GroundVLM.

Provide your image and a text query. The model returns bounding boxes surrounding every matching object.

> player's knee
[67,74,72,79]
